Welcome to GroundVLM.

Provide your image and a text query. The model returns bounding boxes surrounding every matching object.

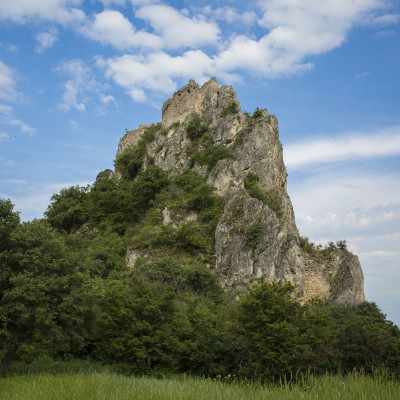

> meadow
[1,361,399,400]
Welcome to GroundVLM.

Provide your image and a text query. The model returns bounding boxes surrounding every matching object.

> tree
[45,186,88,233]
[0,219,100,372]
[0,198,20,252]
[236,280,302,379]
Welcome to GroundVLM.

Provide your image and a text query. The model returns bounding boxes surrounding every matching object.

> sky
[0,0,399,325]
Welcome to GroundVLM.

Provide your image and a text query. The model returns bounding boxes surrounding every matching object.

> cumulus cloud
[213,0,382,76]
[104,51,213,101]
[202,6,257,26]
[80,10,162,50]
[0,0,85,24]
[284,126,400,169]
[136,5,220,48]
[35,30,58,53]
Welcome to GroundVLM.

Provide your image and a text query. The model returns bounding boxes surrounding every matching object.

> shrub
[114,124,160,180]
[245,221,263,249]
[220,101,238,118]
[252,107,263,119]
[190,146,234,171]
[244,172,282,219]
[186,115,208,140]
[114,147,144,180]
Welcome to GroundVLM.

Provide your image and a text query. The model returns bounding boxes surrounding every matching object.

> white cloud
[4,44,19,52]
[371,13,400,25]
[0,104,13,116]
[9,119,36,135]
[56,60,90,111]
[355,71,370,78]
[0,0,85,24]
[0,132,10,142]
[55,60,92,112]
[212,0,383,76]
[55,59,115,112]
[0,154,14,166]
[202,6,257,26]
[136,5,220,48]
[80,10,162,50]
[101,94,114,104]
[105,51,213,101]
[0,179,27,184]
[0,61,19,102]
[284,126,400,169]
[35,30,58,53]
[100,0,127,5]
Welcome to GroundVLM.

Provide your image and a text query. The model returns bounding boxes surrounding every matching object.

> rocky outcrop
[117,78,365,304]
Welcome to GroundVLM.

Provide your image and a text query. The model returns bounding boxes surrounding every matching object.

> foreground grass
[1,362,399,400]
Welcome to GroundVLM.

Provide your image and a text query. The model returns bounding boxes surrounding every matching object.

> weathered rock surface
[117,78,365,304]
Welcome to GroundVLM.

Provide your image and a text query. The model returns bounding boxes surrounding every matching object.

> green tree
[0,219,100,372]
[330,302,400,374]
[45,186,88,233]
[0,198,20,252]
[236,280,302,379]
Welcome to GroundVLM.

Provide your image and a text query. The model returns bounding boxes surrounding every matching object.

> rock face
[117,78,365,304]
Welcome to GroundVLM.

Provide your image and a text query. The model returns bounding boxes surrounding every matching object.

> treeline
[1,162,400,379]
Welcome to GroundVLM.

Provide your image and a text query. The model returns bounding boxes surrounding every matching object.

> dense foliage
[1,124,399,379]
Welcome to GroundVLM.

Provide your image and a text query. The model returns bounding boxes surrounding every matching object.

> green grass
[1,362,399,400]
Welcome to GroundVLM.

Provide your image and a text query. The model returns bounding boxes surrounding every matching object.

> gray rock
[116,77,365,304]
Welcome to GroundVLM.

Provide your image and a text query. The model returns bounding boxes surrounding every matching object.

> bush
[220,101,238,118]
[114,124,160,180]
[186,116,208,140]
[245,221,263,249]
[244,172,283,219]
[190,146,234,171]
[252,107,263,119]
[114,147,144,180]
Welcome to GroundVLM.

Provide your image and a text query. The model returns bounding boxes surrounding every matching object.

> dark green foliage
[330,302,400,374]
[87,170,135,233]
[186,115,208,140]
[175,224,210,254]
[2,156,400,382]
[252,107,263,119]
[93,259,231,376]
[45,186,88,233]
[114,147,144,180]
[220,101,238,118]
[0,198,20,252]
[236,280,302,379]
[244,172,283,219]
[190,146,234,171]
[115,124,160,180]
[245,221,263,249]
[0,219,100,370]
[299,236,348,262]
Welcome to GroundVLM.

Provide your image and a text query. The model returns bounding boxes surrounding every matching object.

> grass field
[1,361,399,400]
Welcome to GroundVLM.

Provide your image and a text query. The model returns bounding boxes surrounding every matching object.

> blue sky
[0,0,399,325]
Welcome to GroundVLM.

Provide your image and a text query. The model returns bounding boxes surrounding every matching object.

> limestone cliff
[117,78,365,304]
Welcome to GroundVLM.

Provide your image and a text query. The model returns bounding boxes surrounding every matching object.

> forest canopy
[1,165,399,378]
